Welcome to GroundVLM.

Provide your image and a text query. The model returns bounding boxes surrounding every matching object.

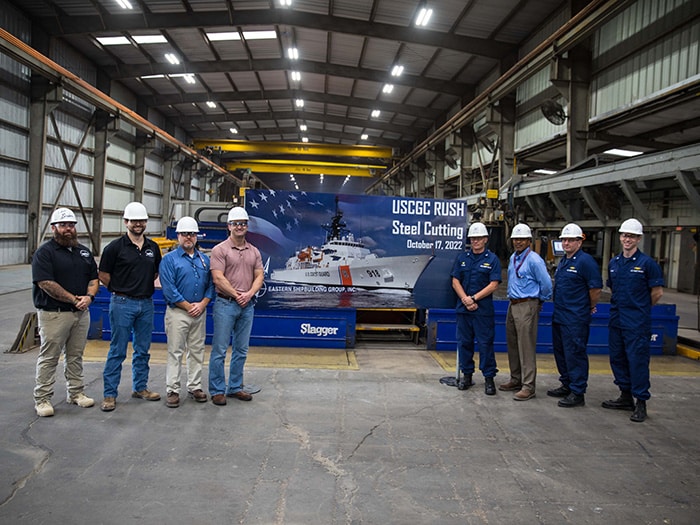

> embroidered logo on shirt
[144,248,155,258]
[80,249,91,258]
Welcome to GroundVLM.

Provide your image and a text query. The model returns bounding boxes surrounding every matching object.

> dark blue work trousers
[608,325,651,400]
[456,313,498,378]
[552,322,590,395]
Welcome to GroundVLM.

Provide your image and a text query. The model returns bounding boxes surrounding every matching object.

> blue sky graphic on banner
[246,190,466,309]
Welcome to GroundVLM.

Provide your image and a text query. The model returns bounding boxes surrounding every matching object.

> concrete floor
[1,265,699,524]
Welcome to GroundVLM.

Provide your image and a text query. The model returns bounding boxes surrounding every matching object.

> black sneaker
[484,377,496,396]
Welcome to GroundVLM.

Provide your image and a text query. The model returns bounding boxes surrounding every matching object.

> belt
[509,297,538,304]
[113,292,150,300]
[40,307,78,312]
[217,293,235,301]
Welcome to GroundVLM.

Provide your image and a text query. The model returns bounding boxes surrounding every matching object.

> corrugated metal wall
[0,4,31,265]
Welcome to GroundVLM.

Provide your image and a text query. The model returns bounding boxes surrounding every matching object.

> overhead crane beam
[193,140,393,161]
[225,161,383,178]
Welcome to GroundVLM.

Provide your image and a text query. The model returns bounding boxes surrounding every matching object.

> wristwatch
[471,295,477,302]
[87,293,95,301]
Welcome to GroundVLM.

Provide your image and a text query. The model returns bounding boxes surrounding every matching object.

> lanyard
[514,248,530,278]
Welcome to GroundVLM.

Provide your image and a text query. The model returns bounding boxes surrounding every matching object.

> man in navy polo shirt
[547,223,602,408]
[32,208,99,417]
[603,218,664,423]
[450,222,502,395]
[98,202,162,412]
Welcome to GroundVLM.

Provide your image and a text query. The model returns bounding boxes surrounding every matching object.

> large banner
[245,190,465,309]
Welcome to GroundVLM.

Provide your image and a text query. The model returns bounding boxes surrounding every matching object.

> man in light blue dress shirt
[500,223,553,401]
[159,216,216,408]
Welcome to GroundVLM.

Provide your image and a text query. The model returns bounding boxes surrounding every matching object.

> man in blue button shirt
[547,223,602,408]
[451,222,502,395]
[603,218,664,423]
[159,217,216,408]
[500,223,552,401]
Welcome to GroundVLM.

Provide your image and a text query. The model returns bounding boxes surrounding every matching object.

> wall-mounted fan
[444,147,459,170]
[541,100,568,125]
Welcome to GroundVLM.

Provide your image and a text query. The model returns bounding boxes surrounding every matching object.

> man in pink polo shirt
[208,207,264,406]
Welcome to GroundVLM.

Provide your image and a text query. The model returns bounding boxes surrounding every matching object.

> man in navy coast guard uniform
[450,222,502,395]
[547,223,602,408]
[603,218,664,423]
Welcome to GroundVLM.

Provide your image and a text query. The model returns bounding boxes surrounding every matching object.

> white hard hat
[50,208,77,224]
[467,222,489,237]
[227,207,249,222]
[619,218,644,235]
[560,223,584,239]
[175,216,199,233]
[510,224,532,239]
[123,202,149,220]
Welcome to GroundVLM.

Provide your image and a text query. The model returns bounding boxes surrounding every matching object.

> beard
[54,231,78,248]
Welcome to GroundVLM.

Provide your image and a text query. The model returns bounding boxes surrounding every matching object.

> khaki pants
[505,300,541,392]
[34,310,90,403]
[165,307,206,394]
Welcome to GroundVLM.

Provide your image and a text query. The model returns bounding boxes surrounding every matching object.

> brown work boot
[101,397,116,412]
[166,392,179,408]
[188,389,207,403]
[132,389,161,401]
[498,380,521,392]
[211,394,227,406]
[513,388,536,401]
[227,390,253,401]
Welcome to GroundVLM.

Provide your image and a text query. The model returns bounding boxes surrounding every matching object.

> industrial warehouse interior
[1,0,699,523]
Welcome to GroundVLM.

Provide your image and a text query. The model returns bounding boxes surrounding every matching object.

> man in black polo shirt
[98,202,162,412]
[32,208,99,417]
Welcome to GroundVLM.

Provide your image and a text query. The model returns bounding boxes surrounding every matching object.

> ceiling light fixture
[604,148,643,157]
[279,0,292,6]
[371,110,381,118]
[184,74,196,84]
[361,134,369,140]
[533,169,557,175]
[115,0,133,9]
[206,101,217,108]
[382,84,394,94]
[391,65,404,77]
[206,32,241,41]
[291,71,301,81]
[301,137,309,143]
[300,124,307,131]
[415,6,433,27]
[230,128,238,134]
[133,35,168,44]
[295,99,304,108]
[242,30,277,40]
[96,36,130,46]
[287,47,299,60]
[164,53,180,65]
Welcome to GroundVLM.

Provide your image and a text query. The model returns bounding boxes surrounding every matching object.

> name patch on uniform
[480,263,492,269]
[631,266,645,274]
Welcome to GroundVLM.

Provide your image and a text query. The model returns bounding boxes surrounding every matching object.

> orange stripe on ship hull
[339,265,353,286]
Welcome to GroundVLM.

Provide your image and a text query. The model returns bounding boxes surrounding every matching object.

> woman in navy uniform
[450,222,502,395]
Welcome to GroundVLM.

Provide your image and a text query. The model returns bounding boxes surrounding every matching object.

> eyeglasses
[228,221,248,228]
[128,219,147,224]
[179,232,197,237]
[54,222,76,228]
